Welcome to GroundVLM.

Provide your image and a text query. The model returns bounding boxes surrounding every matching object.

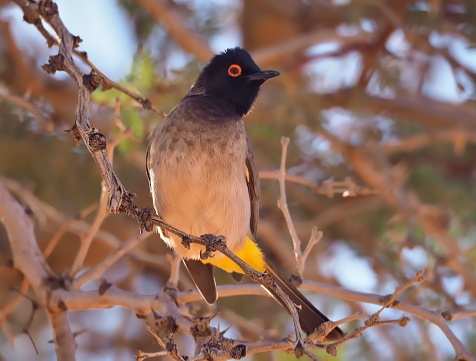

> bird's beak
[246,70,280,82]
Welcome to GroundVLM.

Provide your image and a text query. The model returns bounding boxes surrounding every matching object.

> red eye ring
[228,64,242,77]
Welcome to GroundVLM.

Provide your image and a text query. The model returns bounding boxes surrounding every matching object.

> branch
[50,266,476,360]
[147,217,307,355]
[72,231,153,289]
[276,137,321,278]
[0,184,52,295]
[11,0,166,118]
[0,278,30,323]
[260,171,389,197]
[302,278,476,361]
[70,181,109,275]
[320,126,476,300]
[50,312,77,361]
[276,137,304,267]
[0,183,79,361]
[166,254,181,289]
[12,0,143,219]
[0,175,172,278]
[0,92,54,132]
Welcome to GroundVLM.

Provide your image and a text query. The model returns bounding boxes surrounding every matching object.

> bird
[146,47,343,341]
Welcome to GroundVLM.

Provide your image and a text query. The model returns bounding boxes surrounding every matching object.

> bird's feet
[198,234,226,260]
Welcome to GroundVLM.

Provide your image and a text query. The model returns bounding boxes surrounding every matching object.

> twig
[0,92,54,132]
[355,0,402,27]
[444,309,476,321]
[73,231,153,289]
[381,129,476,155]
[107,97,134,162]
[333,310,370,326]
[49,312,77,361]
[296,226,322,276]
[70,181,109,276]
[0,322,16,346]
[136,350,168,361]
[276,137,319,278]
[261,171,389,197]
[376,269,425,315]
[0,277,30,323]
[330,314,410,347]
[243,338,325,358]
[0,176,170,272]
[54,271,476,360]
[76,53,166,118]
[321,272,424,346]
[166,254,181,289]
[277,137,302,260]
[144,322,183,360]
[43,223,69,259]
[218,309,273,339]
[177,283,266,304]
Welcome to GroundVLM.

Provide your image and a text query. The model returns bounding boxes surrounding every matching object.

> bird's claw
[181,236,191,249]
[199,234,225,260]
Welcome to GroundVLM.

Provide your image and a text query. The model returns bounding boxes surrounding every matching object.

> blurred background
[1,0,476,360]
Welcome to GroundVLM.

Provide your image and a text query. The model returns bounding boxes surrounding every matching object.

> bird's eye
[227,64,242,77]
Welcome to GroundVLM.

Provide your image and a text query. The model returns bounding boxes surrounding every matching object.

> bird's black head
[189,47,280,116]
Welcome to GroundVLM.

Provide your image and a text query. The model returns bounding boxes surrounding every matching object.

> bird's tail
[264,261,344,341]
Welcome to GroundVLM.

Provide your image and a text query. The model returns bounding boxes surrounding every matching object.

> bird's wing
[145,129,155,184]
[245,135,260,238]
[229,135,260,284]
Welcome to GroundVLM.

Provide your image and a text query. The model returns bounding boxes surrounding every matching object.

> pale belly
[150,147,251,260]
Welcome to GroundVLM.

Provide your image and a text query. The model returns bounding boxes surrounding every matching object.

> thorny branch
[12,0,166,118]
[3,1,476,361]
[151,217,308,355]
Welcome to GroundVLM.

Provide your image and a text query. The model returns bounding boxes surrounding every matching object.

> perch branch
[148,216,307,356]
